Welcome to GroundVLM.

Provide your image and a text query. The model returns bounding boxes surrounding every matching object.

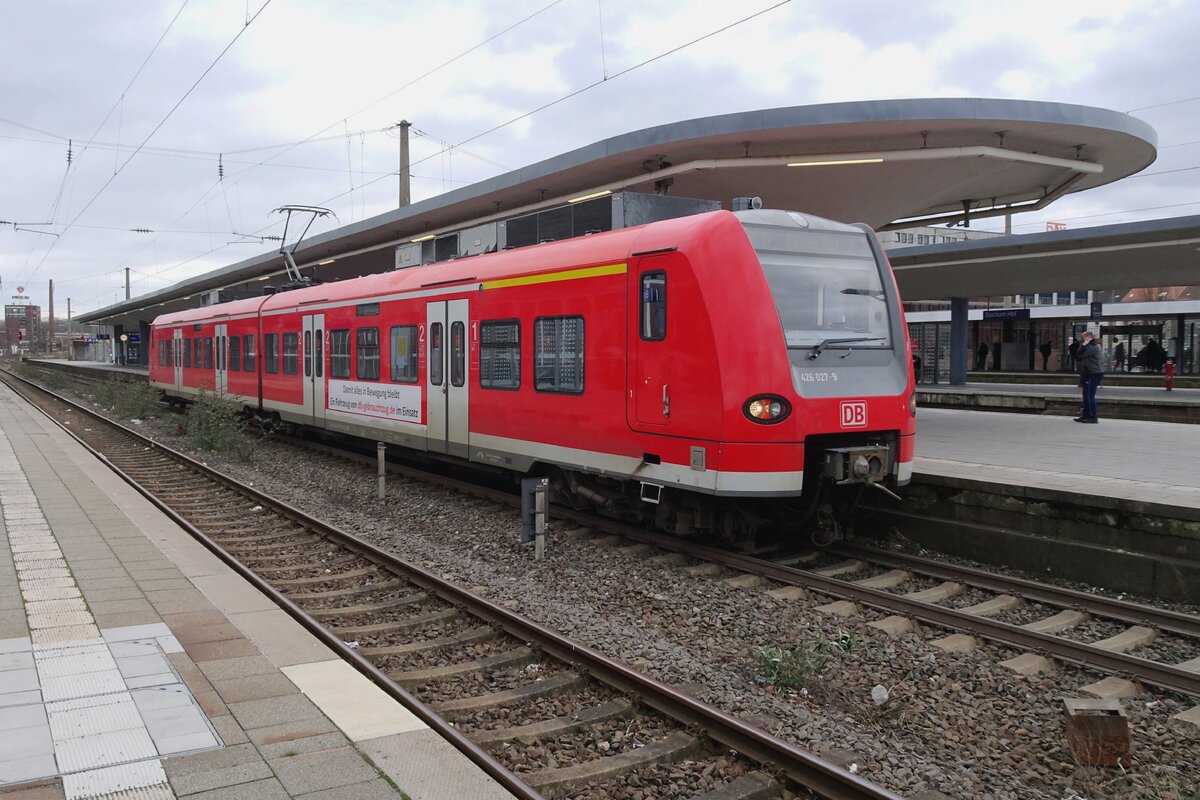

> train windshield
[742,215,892,350]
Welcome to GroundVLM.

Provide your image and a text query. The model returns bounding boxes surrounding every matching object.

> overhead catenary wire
[1126,95,1200,114]
[85,1,812,311]
[299,0,795,205]
[67,3,565,305]
[43,1,190,236]
[18,0,274,286]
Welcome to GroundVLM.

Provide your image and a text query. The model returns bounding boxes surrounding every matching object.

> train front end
[736,209,916,542]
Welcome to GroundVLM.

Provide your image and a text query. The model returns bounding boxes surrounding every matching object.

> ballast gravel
[110,412,1200,799]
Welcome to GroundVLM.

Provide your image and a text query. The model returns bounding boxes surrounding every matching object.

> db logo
[840,401,867,428]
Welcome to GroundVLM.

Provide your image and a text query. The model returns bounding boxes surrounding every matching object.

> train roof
[153,210,747,324]
[153,295,268,326]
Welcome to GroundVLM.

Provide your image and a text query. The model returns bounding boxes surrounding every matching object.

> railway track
[0,368,903,800]
[567,522,1200,699]
[282,422,1200,701]
[269,413,1200,702]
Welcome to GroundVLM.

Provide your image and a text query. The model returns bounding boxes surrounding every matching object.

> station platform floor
[0,381,513,799]
[914,406,1200,510]
[919,379,1200,402]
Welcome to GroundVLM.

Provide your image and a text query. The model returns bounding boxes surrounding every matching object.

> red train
[150,208,916,544]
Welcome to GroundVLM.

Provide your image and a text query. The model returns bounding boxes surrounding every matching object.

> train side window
[450,322,465,387]
[243,334,256,371]
[429,323,443,386]
[329,329,351,378]
[534,316,584,394]
[193,338,202,368]
[390,325,418,383]
[264,333,279,374]
[640,271,666,341]
[304,331,312,377]
[203,337,214,369]
[228,336,241,372]
[480,320,519,390]
[316,330,323,377]
[283,332,299,375]
[184,338,192,368]
[357,327,380,380]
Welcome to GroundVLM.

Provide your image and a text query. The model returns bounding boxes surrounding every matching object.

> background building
[4,295,42,354]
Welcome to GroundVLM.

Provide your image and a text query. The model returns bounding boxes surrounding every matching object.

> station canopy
[890,214,1200,299]
[81,97,1158,325]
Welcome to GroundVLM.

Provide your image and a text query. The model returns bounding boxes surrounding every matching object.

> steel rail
[280,434,1200,697]
[559,516,1200,698]
[268,428,1200,697]
[0,371,542,800]
[833,542,1200,639]
[0,370,902,800]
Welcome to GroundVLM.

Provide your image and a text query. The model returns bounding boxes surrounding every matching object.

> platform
[915,406,1200,510]
[24,359,148,380]
[917,380,1199,424]
[0,381,513,800]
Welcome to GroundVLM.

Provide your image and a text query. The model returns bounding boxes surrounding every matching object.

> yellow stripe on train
[482,262,627,291]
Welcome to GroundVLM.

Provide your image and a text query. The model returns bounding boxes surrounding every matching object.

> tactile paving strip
[61,760,172,800]
[0,428,218,798]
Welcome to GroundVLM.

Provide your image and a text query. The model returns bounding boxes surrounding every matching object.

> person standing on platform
[1139,338,1163,373]
[976,342,988,371]
[1067,336,1079,371]
[1113,341,1126,372]
[1039,340,1052,370]
[1075,330,1105,424]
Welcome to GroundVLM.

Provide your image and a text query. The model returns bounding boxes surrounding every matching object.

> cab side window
[640,271,666,340]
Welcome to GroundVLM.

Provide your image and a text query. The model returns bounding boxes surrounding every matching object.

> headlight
[909,393,917,416]
[743,395,791,424]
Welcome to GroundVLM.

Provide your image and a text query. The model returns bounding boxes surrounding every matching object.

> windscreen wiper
[807,336,886,360]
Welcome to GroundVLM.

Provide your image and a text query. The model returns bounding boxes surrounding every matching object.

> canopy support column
[950,296,969,385]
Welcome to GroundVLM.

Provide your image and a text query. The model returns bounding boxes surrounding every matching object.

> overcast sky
[1,0,1196,315]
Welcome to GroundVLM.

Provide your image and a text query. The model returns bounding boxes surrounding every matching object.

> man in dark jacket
[1075,330,1105,423]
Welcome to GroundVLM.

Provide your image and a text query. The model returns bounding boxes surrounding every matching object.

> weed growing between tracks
[184,388,261,461]
[754,629,868,690]
[91,380,160,419]
[1066,759,1187,800]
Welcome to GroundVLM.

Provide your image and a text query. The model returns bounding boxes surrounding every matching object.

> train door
[631,259,671,429]
[425,299,469,457]
[302,314,326,426]
[214,324,228,394]
[172,329,183,390]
